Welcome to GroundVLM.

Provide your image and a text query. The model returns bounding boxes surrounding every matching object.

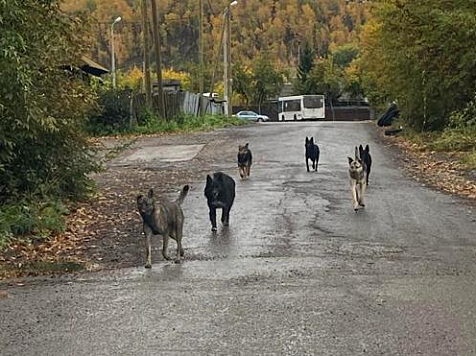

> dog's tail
[176,185,190,205]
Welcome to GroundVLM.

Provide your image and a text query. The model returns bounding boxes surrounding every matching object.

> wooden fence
[132,91,224,120]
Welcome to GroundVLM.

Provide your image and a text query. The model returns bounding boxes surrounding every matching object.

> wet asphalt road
[2,122,476,355]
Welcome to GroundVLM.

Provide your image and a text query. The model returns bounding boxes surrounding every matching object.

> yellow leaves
[162,68,191,89]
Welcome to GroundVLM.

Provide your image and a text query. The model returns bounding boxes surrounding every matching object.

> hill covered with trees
[62,0,370,80]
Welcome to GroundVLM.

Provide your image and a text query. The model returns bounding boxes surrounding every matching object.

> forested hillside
[62,0,370,74]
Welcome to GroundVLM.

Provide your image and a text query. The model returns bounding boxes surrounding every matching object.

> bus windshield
[303,96,323,109]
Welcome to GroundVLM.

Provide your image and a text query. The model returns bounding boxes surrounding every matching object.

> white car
[233,111,270,122]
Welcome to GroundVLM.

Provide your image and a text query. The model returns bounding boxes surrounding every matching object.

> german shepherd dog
[137,185,189,268]
[348,147,366,211]
[238,143,252,179]
[359,144,372,185]
[305,137,320,172]
[204,172,235,231]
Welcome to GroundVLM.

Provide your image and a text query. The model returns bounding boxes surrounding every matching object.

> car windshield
[303,96,323,109]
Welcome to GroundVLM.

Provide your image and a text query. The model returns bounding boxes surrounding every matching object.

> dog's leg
[209,207,217,231]
[222,207,230,226]
[366,168,370,186]
[239,166,244,179]
[351,180,359,211]
[221,208,225,223]
[144,226,153,269]
[246,165,251,178]
[162,233,171,261]
[359,182,366,207]
[306,157,310,172]
[174,225,184,263]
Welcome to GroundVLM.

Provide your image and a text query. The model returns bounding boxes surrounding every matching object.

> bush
[0,199,68,248]
[0,1,99,246]
[87,89,134,135]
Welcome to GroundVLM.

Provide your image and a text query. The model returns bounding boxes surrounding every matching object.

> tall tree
[306,57,343,104]
[0,0,98,201]
[251,53,284,111]
[232,64,253,108]
[360,0,476,130]
[295,42,315,94]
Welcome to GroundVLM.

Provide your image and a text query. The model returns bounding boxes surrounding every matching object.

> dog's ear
[137,194,143,201]
[310,137,314,144]
[305,137,309,144]
[206,175,212,186]
[147,189,154,198]
[245,143,249,148]
[183,185,190,192]
[365,144,370,153]
[348,157,354,165]
[238,145,242,150]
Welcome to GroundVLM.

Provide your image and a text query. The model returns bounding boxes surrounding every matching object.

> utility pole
[110,16,122,89]
[150,0,165,118]
[226,7,232,116]
[141,0,152,107]
[223,6,230,116]
[223,2,237,116]
[198,0,205,114]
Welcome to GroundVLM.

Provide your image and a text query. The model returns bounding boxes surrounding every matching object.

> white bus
[278,95,325,121]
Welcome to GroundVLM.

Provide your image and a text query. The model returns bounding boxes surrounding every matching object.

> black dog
[204,172,236,231]
[305,137,320,172]
[359,144,372,185]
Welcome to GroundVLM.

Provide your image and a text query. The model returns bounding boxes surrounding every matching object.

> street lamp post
[111,16,122,89]
[223,1,238,116]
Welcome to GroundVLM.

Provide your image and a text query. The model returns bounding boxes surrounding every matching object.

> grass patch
[0,199,69,250]
[402,126,476,169]
[88,112,246,137]
[403,127,476,152]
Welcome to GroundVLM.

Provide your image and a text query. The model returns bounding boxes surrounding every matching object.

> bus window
[303,96,323,108]
[284,100,301,112]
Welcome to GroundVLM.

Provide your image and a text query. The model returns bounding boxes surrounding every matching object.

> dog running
[348,147,366,211]
[305,137,320,172]
[137,185,189,268]
[238,143,252,179]
[204,172,236,231]
[359,144,372,185]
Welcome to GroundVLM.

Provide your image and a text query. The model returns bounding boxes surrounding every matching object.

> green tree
[332,43,359,68]
[232,64,253,107]
[0,0,98,202]
[360,0,476,130]
[294,42,315,94]
[306,57,343,104]
[251,54,284,111]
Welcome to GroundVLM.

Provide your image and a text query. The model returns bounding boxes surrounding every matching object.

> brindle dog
[137,185,189,268]
[238,143,252,179]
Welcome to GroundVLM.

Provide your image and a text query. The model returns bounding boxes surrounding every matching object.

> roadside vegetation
[0,1,243,255]
[358,1,476,162]
[86,88,244,137]
[0,1,98,252]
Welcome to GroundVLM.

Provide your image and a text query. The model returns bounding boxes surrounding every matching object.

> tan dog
[137,185,189,268]
[348,147,366,211]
